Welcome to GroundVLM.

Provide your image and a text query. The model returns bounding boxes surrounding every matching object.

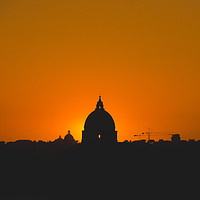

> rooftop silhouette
[0,97,199,199]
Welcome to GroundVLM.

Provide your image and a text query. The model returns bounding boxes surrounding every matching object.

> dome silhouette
[82,96,117,144]
[64,130,76,145]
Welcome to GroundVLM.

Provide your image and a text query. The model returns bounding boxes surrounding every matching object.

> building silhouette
[82,96,117,144]
[171,134,181,143]
[64,130,76,145]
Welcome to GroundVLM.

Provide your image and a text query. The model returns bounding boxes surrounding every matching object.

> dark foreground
[0,141,199,199]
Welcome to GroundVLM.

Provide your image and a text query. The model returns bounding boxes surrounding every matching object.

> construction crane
[133,134,142,140]
[142,131,175,141]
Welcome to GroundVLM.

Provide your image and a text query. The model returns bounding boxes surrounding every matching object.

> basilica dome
[84,110,115,132]
[82,96,117,144]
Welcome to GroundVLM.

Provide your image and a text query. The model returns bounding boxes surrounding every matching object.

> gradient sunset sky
[0,0,200,142]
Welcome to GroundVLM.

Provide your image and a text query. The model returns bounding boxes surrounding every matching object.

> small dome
[64,131,76,145]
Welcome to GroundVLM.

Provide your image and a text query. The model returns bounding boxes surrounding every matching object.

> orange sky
[0,0,200,142]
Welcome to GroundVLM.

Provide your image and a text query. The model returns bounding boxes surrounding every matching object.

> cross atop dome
[96,95,104,110]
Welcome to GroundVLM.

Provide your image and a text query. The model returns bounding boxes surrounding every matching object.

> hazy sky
[0,0,200,142]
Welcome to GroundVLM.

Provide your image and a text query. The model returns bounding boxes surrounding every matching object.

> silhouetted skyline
[1,1,199,199]
[0,98,198,198]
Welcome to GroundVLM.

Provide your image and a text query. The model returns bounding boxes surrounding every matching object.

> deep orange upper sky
[0,0,200,142]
